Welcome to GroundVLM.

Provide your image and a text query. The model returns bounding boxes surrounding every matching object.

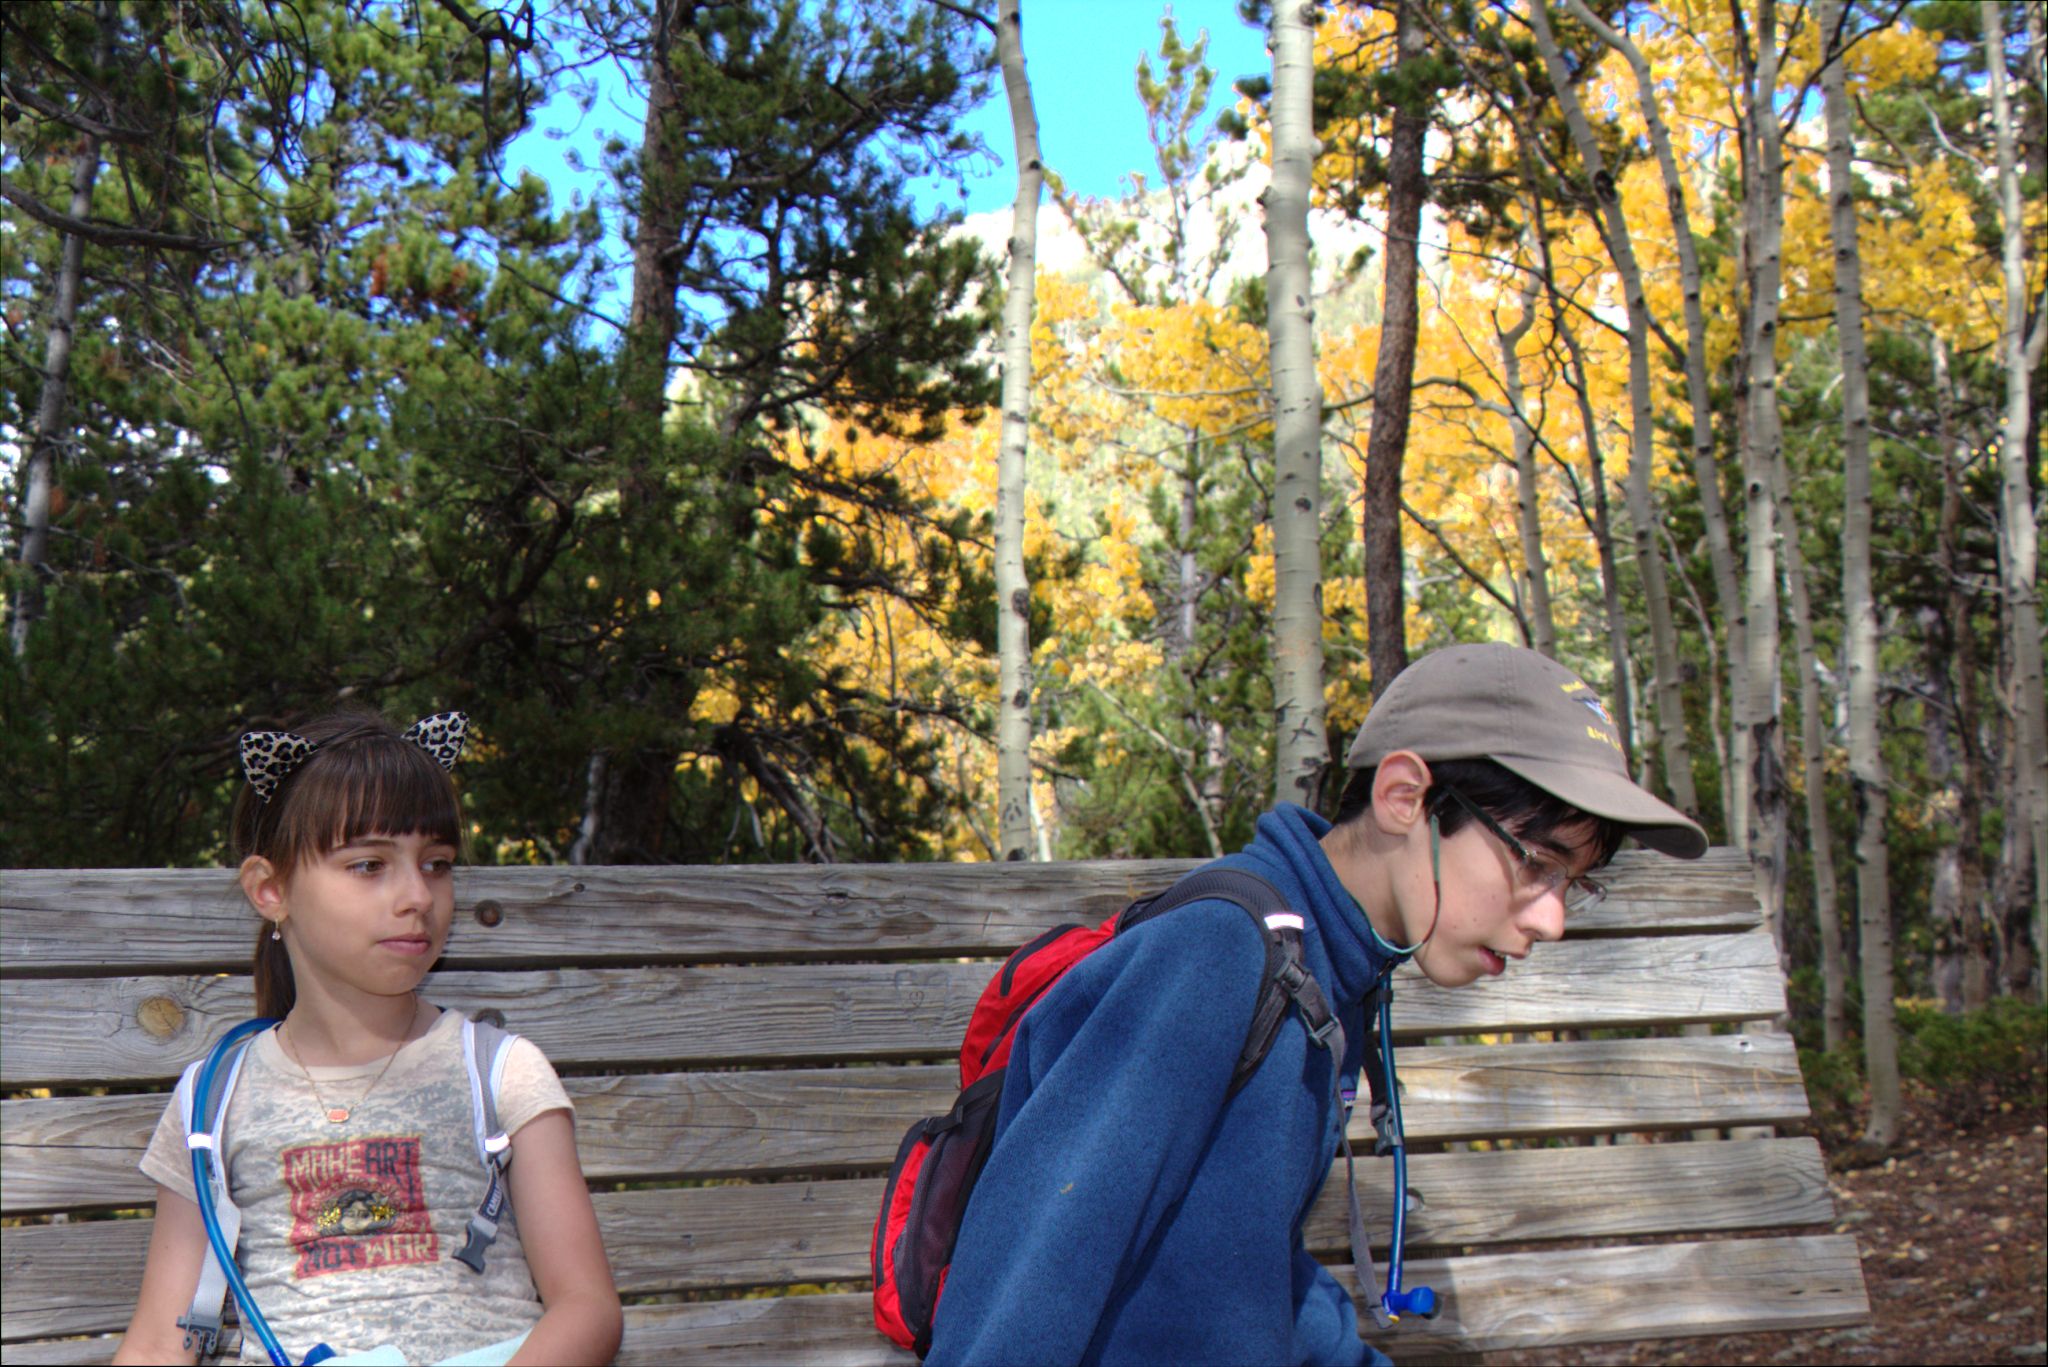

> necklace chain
[282,1000,422,1125]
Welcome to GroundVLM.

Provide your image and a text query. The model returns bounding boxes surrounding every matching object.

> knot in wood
[473,899,504,928]
[138,995,185,1039]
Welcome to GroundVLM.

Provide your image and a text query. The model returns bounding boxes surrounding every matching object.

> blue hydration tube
[189,1017,293,1367]
[1374,987,1438,1322]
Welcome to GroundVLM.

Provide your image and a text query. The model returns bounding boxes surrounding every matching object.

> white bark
[9,39,106,657]
[1773,443,1844,1053]
[1931,332,1993,1011]
[1534,211,1637,767]
[994,0,1041,860]
[1564,0,1745,841]
[1265,0,1328,809]
[1529,0,1697,817]
[1820,0,1895,1139]
[1984,0,2048,997]
[1501,258,1555,658]
[1735,0,1792,978]
[1179,459,1226,855]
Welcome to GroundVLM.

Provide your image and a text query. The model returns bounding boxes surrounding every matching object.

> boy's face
[1402,808,1603,989]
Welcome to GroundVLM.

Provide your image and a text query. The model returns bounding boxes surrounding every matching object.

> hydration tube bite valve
[1373,986,1441,1323]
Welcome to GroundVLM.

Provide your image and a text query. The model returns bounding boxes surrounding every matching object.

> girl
[116,708,623,1366]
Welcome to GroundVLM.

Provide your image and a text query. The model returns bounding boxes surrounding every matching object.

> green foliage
[1794,1042,1870,1148]
[1898,998,2048,1111]
[1796,999,2048,1147]
[2,0,1004,869]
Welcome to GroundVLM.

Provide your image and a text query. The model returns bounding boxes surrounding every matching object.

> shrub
[1897,997,2048,1112]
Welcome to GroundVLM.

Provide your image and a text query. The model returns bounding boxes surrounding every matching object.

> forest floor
[1486,1082,2047,1367]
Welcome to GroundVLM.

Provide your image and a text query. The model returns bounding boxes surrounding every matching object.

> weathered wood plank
[0,849,1759,975]
[0,1136,1838,1341]
[3,1033,1807,1214]
[0,931,1787,1088]
[0,1337,121,1365]
[598,1233,1867,1364]
[1394,1032,1809,1140]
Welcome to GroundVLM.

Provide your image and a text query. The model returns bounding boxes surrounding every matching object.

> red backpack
[869,868,1346,1357]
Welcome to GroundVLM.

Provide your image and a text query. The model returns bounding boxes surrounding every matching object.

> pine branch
[0,182,233,252]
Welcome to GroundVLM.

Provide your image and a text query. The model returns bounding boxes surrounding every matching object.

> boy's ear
[239,856,285,924]
[1371,751,1434,834]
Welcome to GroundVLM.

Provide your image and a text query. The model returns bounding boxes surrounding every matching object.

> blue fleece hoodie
[924,804,1403,1367]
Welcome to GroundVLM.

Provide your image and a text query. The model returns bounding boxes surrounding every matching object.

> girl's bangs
[277,739,462,861]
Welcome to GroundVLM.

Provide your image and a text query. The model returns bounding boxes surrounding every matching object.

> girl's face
[265,832,458,1004]
[1401,811,1597,989]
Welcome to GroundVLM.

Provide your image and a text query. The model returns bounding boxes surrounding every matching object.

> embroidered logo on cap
[1561,681,1621,751]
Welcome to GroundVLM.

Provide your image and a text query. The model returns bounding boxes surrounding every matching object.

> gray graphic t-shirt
[143,1006,574,1364]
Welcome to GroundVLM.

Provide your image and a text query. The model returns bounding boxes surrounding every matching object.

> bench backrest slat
[0,929,1785,1088]
[602,1231,1868,1366]
[3,1032,1808,1216]
[0,850,1759,975]
[0,1133,1839,1345]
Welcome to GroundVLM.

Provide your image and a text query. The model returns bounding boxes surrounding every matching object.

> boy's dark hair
[230,707,463,1017]
[1330,757,1628,868]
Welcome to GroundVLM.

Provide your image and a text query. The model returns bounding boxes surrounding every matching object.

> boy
[925,643,1706,1366]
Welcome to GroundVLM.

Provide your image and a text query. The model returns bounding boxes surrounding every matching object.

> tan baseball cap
[1344,643,1708,859]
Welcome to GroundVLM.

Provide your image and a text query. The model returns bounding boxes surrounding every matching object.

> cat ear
[400,712,469,771]
[239,731,319,804]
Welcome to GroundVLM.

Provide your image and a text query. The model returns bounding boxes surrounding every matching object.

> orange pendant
[327,1108,351,1124]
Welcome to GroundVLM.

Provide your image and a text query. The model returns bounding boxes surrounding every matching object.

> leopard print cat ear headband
[239,712,468,803]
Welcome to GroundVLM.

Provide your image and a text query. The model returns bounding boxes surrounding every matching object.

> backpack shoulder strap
[1115,867,1341,1092]
[1116,866,1291,934]
[178,1026,262,1358]
[454,1015,519,1274]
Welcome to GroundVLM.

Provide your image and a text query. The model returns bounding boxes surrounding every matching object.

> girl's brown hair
[231,707,464,1018]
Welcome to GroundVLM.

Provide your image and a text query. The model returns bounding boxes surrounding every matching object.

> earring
[271,922,283,942]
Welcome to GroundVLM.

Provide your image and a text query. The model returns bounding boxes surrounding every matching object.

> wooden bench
[2,849,1870,1363]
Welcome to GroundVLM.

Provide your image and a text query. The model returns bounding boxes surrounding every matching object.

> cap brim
[1489,755,1710,860]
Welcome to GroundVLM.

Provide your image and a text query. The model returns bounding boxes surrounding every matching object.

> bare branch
[1401,496,1527,633]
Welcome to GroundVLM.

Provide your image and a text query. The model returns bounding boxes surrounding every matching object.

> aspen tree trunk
[1923,606,1968,1012]
[1984,0,2048,995]
[994,0,1041,860]
[1933,334,1993,1010]
[1734,0,1793,980]
[1173,449,1226,859]
[1501,261,1555,658]
[1529,0,1697,817]
[1564,0,1744,842]
[1826,0,1884,1065]
[1773,445,1845,1051]
[1362,0,1428,696]
[1266,0,1328,809]
[1820,0,1895,1137]
[8,5,110,657]
[1533,211,1635,768]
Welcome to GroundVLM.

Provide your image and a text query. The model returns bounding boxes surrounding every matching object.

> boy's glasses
[1437,787,1608,911]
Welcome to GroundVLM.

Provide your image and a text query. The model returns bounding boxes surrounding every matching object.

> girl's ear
[239,856,285,925]
[1371,751,1434,835]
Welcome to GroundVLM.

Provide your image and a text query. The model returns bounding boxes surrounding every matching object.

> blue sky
[500,2,1272,326]
[916,1,1271,215]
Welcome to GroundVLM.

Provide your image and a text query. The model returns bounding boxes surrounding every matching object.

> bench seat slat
[0,850,1758,976]
[1,932,1788,1088]
[4,1034,1806,1214]
[608,1232,1868,1364]
[0,1136,1838,1342]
